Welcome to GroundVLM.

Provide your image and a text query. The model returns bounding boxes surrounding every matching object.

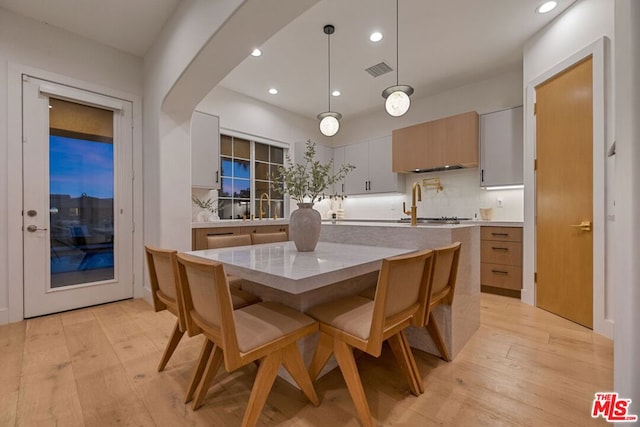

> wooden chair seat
[306,249,434,427]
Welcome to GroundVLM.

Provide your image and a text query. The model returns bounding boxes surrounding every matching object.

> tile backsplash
[336,168,523,221]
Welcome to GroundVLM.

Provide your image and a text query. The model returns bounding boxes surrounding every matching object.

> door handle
[26,224,48,232]
[569,221,592,231]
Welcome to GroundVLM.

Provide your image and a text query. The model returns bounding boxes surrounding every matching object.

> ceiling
[0,0,575,120]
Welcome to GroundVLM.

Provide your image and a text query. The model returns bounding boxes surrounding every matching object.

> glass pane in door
[48,98,114,288]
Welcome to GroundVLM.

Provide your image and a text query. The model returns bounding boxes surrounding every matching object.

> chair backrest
[367,249,434,354]
[206,234,252,249]
[144,245,185,330]
[176,253,241,356]
[250,231,288,245]
[427,242,462,313]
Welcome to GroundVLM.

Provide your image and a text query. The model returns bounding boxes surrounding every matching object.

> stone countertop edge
[192,219,290,228]
[321,219,523,227]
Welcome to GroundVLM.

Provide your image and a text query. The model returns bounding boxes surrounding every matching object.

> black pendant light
[317,24,342,136]
[382,0,414,117]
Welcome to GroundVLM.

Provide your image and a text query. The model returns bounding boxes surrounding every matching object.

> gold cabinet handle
[569,221,592,231]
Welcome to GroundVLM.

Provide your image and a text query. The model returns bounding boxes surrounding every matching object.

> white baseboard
[0,307,9,325]
[142,286,153,306]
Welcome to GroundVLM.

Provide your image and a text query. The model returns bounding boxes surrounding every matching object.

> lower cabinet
[480,226,522,297]
[192,224,289,250]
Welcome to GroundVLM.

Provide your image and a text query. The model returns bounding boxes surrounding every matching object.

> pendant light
[382,0,414,117]
[318,24,342,137]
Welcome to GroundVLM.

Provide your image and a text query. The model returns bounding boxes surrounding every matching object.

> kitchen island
[320,221,480,360]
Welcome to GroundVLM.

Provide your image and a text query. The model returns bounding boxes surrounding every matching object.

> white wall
[522,0,615,338]
[0,7,143,323]
[197,86,320,145]
[614,0,640,412]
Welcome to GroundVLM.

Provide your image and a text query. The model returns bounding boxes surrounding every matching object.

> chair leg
[388,332,423,395]
[308,331,334,381]
[242,352,282,427]
[281,343,320,406]
[185,339,214,403]
[192,345,224,410]
[426,312,451,362]
[333,340,374,427]
[157,320,185,372]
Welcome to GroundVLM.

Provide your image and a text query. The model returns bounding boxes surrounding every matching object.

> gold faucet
[403,182,422,226]
[259,193,270,220]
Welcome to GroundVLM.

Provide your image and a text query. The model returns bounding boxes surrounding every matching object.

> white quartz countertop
[321,219,523,228]
[192,219,289,228]
[186,241,411,294]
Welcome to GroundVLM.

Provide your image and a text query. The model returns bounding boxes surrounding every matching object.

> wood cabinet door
[392,123,427,172]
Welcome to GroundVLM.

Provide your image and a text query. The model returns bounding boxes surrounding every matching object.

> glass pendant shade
[318,111,341,137]
[383,86,412,117]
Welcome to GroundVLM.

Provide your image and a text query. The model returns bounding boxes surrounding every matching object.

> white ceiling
[0,0,575,120]
[0,0,180,57]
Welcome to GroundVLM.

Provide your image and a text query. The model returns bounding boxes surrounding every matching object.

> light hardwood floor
[0,293,612,426]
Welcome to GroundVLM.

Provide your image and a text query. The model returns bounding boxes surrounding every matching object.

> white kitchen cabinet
[191,111,220,188]
[341,136,405,195]
[333,146,346,195]
[480,106,523,187]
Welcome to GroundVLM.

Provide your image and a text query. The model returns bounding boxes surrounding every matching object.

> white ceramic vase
[289,202,321,252]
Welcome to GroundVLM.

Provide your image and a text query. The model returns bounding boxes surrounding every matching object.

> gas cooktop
[398,216,471,224]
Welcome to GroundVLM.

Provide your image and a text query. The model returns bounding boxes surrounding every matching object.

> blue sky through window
[49,135,114,199]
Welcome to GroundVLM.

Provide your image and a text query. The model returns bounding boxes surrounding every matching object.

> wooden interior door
[535,56,593,328]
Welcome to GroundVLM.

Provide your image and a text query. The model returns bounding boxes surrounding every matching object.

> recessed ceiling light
[536,1,557,13]
[369,31,383,42]
[332,90,341,97]
[251,48,262,57]
[268,88,278,95]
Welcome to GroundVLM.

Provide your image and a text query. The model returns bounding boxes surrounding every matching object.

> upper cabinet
[341,136,405,195]
[480,106,523,187]
[392,111,479,173]
[191,111,220,189]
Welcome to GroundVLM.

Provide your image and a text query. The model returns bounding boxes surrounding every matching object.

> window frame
[218,129,289,220]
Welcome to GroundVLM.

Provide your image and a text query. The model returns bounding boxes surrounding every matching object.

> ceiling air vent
[365,61,393,78]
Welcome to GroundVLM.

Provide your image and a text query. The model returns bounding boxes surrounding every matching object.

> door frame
[524,37,613,337]
[6,64,144,322]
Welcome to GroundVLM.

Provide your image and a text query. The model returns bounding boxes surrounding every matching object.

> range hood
[392,111,479,173]
[410,165,464,173]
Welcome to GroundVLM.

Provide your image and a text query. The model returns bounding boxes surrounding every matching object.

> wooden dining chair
[176,253,320,427]
[206,234,260,298]
[145,245,260,377]
[206,234,252,249]
[306,249,434,427]
[422,242,462,362]
[250,231,288,245]
[145,245,186,372]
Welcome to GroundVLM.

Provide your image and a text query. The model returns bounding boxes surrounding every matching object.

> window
[218,134,285,219]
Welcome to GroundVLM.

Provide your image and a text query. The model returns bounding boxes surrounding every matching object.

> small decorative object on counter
[192,195,219,222]
[479,207,493,221]
[274,140,354,251]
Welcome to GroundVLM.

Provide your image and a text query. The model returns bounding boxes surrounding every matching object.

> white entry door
[22,76,134,318]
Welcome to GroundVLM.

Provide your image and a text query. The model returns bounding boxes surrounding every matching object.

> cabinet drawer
[481,226,522,242]
[480,240,522,266]
[481,263,522,290]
